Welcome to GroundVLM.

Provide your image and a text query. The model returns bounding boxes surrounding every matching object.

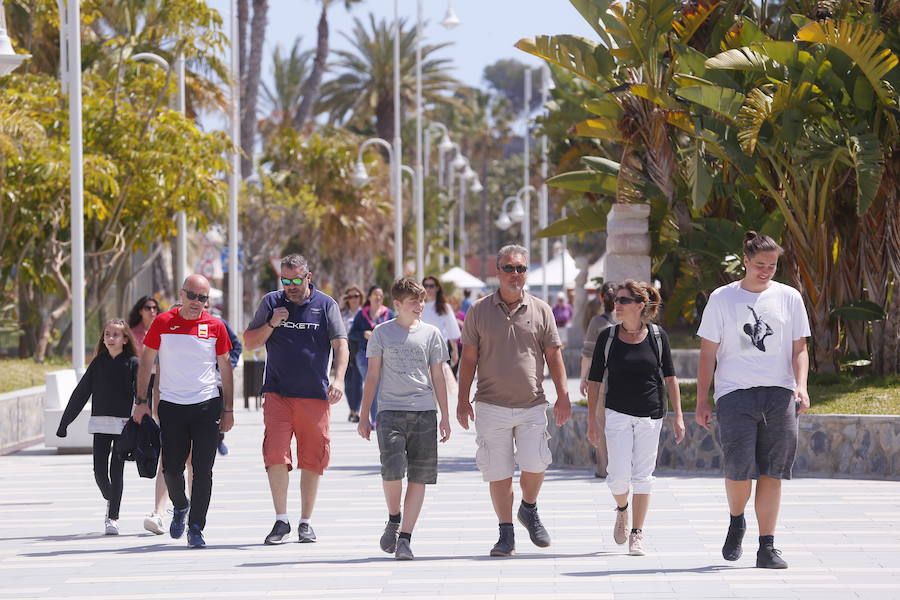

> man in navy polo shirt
[244,254,349,545]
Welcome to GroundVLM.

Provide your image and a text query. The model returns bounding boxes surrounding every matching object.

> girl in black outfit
[57,319,139,535]
[586,281,685,556]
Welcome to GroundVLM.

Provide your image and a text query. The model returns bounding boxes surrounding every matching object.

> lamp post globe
[352,160,370,188]
[495,211,512,231]
[439,1,461,29]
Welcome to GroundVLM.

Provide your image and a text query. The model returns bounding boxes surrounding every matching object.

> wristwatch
[135,397,148,405]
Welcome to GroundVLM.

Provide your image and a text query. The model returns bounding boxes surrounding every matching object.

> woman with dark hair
[421,276,461,368]
[128,296,159,354]
[341,286,364,422]
[586,280,684,557]
[349,286,394,424]
[695,231,810,570]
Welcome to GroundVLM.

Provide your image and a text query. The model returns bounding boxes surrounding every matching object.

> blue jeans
[344,351,363,413]
[356,350,378,423]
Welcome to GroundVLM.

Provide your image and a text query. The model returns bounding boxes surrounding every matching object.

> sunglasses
[142,305,158,311]
[344,293,361,299]
[500,264,528,274]
[281,276,308,286]
[614,296,639,305]
[182,290,209,303]
[423,283,437,289]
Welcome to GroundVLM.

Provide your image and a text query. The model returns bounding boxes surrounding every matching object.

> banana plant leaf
[536,201,611,238]
[830,301,885,322]
[546,169,618,195]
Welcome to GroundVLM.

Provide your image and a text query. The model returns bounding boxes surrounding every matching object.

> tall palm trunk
[294,2,329,132]
[240,0,268,179]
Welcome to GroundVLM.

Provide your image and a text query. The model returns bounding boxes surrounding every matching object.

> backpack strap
[600,324,618,406]
[649,323,668,416]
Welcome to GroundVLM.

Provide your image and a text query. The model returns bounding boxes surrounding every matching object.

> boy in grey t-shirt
[358,278,450,560]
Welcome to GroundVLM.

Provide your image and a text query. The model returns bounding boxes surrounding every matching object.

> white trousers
[604,408,663,495]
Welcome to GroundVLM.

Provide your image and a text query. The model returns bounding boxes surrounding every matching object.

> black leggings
[158,397,221,531]
[92,433,125,520]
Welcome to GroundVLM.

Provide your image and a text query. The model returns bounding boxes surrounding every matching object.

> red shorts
[262,393,331,474]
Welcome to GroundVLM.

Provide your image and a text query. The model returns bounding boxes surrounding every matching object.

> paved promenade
[2,390,899,600]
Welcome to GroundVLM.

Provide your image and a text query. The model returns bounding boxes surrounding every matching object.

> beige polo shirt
[461,290,561,409]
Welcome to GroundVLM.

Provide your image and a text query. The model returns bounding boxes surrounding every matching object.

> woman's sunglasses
[614,296,638,305]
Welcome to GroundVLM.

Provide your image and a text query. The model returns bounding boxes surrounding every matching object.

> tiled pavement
[2,384,899,600]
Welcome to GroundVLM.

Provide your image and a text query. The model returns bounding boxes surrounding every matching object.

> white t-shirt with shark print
[697,280,811,401]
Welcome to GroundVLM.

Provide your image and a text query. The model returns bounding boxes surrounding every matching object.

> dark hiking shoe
[380,521,399,553]
[756,546,788,569]
[490,524,515,557]
[517,502,551,548]
[722,526,745,561]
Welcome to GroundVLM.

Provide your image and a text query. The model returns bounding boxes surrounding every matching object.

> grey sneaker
[264,520,291,545]
[517,502,551,547]
[394,537,414,560]
[628,531,645,556]
[297,522,317,543]
[613,506,628,545]
[380,521,399,553]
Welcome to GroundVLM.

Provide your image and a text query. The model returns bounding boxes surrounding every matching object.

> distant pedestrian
[580,282,617,398]
[457,245,572,557]
[357,278,451,560]
[243,255,348,546]
[586,281,684,556]
[460,289,473,314]
[341,286,365,423]
[421,275,460,396]
[57,319,139,535]
[695,231,811,569]
[552,292,573,344]
[349,286,394,424]
[132,274,234,549]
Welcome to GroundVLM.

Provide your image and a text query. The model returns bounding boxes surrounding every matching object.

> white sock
[299,518,310,526]
[276,514,289,524]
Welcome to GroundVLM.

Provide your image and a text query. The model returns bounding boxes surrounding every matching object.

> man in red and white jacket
[134,274,234,548]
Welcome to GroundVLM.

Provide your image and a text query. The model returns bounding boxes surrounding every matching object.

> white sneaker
[104,518,119,536]
[613,506,629,545]
[628,531,645,556]
[143,513,165,535]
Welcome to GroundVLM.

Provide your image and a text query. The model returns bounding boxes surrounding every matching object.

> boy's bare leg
[267,464,290,515]
[400,482,426,534]
[519,471,545,505]
[300,469,320,520]
[755,476,782,536]
[383,479,403,515]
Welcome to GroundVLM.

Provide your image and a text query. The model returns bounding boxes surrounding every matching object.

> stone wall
[548,406,900,480]
[0,386,45,455]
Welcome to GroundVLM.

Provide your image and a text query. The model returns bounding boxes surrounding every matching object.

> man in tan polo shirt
[457,244,572,557]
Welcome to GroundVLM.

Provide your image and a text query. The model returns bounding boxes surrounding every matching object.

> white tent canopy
[440,267,486,290]
[527,249,577,289]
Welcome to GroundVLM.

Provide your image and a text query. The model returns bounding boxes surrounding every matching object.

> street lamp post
[56,0,85,373]
[540,66,550,301]
[354,138,400,275]
[423,122,453,185]
[392,0,403,279]
[228,0,241,328]
[130,51,189,288]
[522,67,532,269]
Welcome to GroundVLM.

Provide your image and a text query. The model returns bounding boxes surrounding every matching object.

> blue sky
[205,0,598,89]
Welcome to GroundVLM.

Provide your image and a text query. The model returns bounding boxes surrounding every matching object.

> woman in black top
[586,280,685,557]
[57,319,139,535]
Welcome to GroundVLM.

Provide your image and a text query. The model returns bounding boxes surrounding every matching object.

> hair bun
[744,230,759,242]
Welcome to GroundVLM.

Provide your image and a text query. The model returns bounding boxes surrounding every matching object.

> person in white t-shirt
[421,276,461,369]
[695,231,811,570]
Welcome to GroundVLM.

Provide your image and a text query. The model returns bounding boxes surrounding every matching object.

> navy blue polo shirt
[247,285,347,400]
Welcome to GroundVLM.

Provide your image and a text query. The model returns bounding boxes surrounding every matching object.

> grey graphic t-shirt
[366,319,449,412]
[697,281,811,400]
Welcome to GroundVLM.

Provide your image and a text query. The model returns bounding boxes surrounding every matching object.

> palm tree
[293,0,366,132]
[240,0,269,179]
[258,38,314,141]
[318,13,463,142]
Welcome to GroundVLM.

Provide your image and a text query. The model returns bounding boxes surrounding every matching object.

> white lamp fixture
[508,196,526,223]
[438,132,454,153]
[0,1,30,76]
[463,165,477,182]
[470,178,483,194]
[495,211,512,231]
[451,152,467,170]
[440,0,461,29]
[352,160,371,188]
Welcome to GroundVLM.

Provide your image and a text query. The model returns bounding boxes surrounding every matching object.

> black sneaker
[298,522,317,543]
[722,526,745,561]
[490,524,515,557]
[517,503,551,548]
[186,523,206,548]
[264,520,292,545]
[380,521,399,553]
[756,546,788,569]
